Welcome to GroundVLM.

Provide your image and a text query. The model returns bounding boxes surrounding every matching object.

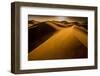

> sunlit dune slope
[28,24,88,60]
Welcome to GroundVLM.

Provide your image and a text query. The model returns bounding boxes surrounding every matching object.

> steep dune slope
[28,21,70,52]
[28,22,58,52]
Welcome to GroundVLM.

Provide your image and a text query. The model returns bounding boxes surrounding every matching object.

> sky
[28,15,88,24]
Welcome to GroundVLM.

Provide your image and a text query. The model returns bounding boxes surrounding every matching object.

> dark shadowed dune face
[28,22,57,53]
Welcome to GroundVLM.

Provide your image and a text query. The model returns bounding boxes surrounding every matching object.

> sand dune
[28,23,87,60]
[28,22,58,52]
[28,21,73,52]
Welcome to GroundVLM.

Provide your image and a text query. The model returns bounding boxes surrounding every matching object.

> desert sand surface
[28,21,88,60]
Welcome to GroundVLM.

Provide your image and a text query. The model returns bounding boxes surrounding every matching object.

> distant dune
[28,20,88,60]
[28,20,39,27]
